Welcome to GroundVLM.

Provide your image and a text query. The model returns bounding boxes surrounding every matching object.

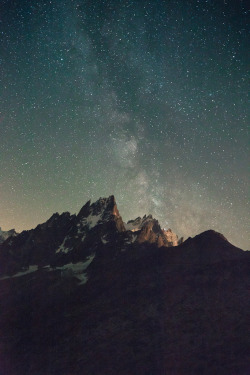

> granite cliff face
[0,196,249,375]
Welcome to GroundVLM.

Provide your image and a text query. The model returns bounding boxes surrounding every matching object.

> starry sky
[0,0,249,249]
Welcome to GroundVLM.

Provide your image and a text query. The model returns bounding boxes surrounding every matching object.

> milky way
[0,0,249,249]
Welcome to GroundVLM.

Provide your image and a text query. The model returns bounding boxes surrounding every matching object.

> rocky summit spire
[77,195,125,232]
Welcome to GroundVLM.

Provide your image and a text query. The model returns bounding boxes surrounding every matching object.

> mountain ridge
[0,195,249,375]
[0,196,247,278]
[0,195,183,277]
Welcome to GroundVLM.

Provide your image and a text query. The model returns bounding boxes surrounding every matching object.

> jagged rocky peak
[55,196,128,257]
[163,228,179,246]
[78,195,118,219]
[125,215,180,247]
[125,214,154,232]
[0,227,18,244]
[77,195,125,231]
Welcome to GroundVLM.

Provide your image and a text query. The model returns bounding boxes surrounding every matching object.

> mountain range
[0,195,249,375]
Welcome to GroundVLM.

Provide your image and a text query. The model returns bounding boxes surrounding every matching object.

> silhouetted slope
[0,197,249,375]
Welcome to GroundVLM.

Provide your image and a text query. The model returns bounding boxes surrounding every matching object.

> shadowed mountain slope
[0,196,249,375]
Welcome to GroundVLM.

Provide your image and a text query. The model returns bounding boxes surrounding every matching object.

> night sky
[0,0,249,249]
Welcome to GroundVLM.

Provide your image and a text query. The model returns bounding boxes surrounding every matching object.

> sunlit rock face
[163,228,179,246]
[0,196,249,375]
[125,215,180,247]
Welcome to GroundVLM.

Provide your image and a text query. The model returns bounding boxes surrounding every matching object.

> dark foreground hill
[0,196,249,375]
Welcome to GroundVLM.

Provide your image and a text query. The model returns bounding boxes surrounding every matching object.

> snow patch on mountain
[81,212,103,229]
[55,255,95,284]
[56,235,72,254]
[0,255,95,283]
[101,236,109,244]
[124,215,154,232]
[0,265,39,280]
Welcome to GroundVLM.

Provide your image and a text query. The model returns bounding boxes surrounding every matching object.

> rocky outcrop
[163,228,179,246]
[0,227,17,244]
[125,215,180,247]
[136,217,166,246]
